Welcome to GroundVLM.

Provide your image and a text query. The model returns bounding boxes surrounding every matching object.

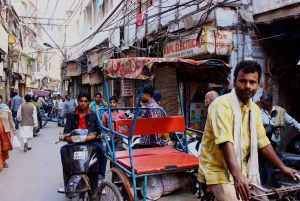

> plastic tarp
[103,57,232,82]
[34,71,50,80]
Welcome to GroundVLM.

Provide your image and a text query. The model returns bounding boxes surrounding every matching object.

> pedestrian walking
[10,92,23,129]
[17,94,38,152]
[61,95,77,118]
[0,95,16,171]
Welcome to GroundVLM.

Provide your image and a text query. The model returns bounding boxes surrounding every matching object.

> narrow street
[0,122,72,201]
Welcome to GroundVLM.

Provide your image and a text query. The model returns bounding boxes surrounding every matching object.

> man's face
[260,98,272,110]
[78,97,90,110]
[94,95,102,103]
[234,71,259,104]
[110,100,117,108]
[62,97,66,102]
[204,94,213,108]
[141,93,150,103]
[66,95,70,101]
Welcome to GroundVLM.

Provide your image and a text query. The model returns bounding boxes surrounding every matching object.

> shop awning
[34,71,50,80]
[103,57,232,83]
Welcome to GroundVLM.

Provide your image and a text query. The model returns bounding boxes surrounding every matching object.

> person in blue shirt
[89,93,108,119]
[10,92,23,129]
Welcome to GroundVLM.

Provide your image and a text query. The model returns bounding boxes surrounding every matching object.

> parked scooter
[58,129,100,200]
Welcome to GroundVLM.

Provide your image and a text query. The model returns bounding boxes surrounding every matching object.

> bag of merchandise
[12,136,21,148]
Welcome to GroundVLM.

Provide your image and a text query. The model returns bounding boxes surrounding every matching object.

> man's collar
[75,108,91,115]
[237,97,251,108]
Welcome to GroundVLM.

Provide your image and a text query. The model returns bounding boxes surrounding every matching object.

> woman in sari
[0,95,17,171]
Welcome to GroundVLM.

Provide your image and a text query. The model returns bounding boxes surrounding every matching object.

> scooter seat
[277,152,300,169]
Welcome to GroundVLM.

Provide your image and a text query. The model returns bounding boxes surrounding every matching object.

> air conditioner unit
[29,42,36,48]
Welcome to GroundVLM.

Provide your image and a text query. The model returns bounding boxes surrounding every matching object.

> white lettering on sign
[163,30,233,58]
[122,80,133,96]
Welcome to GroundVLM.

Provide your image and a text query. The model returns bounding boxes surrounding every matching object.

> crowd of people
[2,60,300,201]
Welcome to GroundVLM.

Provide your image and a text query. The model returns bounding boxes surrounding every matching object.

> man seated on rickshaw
[133,84,163,149]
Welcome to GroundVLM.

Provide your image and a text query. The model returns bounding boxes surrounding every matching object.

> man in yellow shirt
[198,60,297,201]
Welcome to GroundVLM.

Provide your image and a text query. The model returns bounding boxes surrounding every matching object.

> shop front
[160,27,233,128]
[65,62,81,98]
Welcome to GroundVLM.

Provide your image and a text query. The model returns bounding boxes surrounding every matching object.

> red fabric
[75,108,91,129]
[104,57,232,80]
[0,118,13,170]
[136,13,144,26]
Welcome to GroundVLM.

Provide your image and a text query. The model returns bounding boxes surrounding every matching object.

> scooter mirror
[271,110,278,118]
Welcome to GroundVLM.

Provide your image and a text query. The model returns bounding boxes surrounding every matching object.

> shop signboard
[82,73,89,84]
[0,25,8,54]
[25,77,38,89]
[66,62,80,76]
[163,28,233,58]
[253,0,300,15]
[122,80,133,96]
[89,72,102,85]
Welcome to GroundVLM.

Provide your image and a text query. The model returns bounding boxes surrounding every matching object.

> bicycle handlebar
[250,174,300,197]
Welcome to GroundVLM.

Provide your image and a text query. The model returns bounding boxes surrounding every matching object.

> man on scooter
[58,91,107,192]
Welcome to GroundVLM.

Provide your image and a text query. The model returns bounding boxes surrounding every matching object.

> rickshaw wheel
[111,167,134,201]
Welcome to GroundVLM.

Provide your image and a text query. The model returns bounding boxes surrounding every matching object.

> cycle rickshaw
[97,57,232,201]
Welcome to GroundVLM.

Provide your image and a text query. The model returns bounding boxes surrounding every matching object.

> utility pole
[5,0,12,103]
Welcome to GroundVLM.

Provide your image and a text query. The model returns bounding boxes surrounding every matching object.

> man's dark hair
[234,60,262,83]
[94,92,102,98]
[142,84,154,97]
[25,94,32,102]
[110,96,118,103]
[13,92,18,97]
[78,91,91,101]
[0,95,2,99]
[260,93,273,102]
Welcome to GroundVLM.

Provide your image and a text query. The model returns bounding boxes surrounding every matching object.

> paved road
[0,122,108,201]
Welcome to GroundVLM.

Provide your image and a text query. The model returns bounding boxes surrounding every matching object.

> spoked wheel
[98,180,123,201]
[111,167,134,201]
[201,191,216,201]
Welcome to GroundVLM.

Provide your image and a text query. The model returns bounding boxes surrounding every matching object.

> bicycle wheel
[98,180,123,201]
[111,167,134,201]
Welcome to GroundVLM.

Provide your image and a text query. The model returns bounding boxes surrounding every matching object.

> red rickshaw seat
[117,152,199,174]
[115,147,181,159]
[114,116,186,136]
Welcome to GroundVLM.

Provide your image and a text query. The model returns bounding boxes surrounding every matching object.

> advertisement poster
[189,82,207,131]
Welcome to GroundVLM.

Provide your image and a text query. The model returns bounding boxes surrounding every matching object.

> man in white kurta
[17,94,38,152]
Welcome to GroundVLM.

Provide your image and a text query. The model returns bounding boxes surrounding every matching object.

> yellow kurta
[198,93,270,185]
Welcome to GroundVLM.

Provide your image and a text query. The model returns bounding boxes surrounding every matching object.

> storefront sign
[25,77,38,88]
[122,80,133,96]
[99,49,113,67]
[82,73,89,84]
[66,62,80,77]
[253,0,300,15]
[89,72,102,85]
[163,28,233,58]
[0,25,8,54]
